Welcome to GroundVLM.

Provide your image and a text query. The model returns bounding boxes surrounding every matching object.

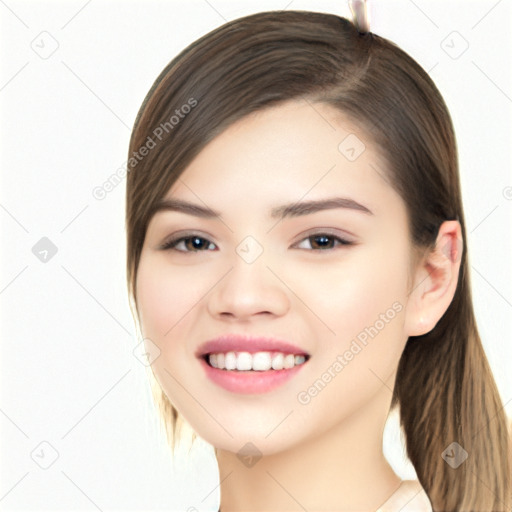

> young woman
[124,4,511,511]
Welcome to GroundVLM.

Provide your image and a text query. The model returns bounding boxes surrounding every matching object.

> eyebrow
[153,196,374,220]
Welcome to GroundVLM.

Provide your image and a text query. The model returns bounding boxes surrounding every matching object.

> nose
[207,252,290,321]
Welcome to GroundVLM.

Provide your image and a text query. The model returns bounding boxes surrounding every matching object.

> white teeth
[283,354,295,369]
[236,352,252,371]
[207,351,308,371]
[224,351,236,370]
[252,352,271,371]
[271,353,284,370]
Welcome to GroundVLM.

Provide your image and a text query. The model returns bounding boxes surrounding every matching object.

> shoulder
[376,480,432,512]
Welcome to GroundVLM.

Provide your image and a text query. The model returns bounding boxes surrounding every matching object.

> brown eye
[295,233,353,251]
[161,235,216,252]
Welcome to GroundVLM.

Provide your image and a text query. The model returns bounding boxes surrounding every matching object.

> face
[136,99,416,455]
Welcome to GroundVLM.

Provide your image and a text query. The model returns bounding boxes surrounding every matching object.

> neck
[216,383,402,511]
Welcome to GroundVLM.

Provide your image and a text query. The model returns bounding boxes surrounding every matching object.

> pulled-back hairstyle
[125,10,511,510]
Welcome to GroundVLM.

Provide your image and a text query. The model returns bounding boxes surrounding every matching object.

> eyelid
[159,229,212,243]
[294,227,356,244]
[158,230,216,250]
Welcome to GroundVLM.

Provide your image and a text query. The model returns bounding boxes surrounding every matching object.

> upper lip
[196,334,310,358]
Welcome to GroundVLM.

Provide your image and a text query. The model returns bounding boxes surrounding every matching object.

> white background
[1,0,511,510]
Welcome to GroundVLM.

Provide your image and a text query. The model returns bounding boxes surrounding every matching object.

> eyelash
[159,232,354,253]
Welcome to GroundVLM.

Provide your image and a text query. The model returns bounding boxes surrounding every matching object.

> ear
[404,220,464,337]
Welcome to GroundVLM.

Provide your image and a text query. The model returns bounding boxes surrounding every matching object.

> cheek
[293,247,410,392]
[293,248,408,340]
[135,257,213,420]
[287,254,409,439]
[346,256,407,334]
[136,256,208,341]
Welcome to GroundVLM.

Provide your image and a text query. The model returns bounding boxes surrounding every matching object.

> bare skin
[136,99,462,511]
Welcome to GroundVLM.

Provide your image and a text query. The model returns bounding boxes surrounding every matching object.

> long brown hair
[125,10,511,510]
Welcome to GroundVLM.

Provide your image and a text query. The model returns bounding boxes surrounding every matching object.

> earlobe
[404,220,463,337]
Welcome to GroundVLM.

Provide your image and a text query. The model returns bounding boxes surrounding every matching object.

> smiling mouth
[201,351,311,372]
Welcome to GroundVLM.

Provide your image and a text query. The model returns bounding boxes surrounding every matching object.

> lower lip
[198,356,308,394]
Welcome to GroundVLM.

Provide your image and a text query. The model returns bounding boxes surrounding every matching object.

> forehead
[164,99,400,219]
